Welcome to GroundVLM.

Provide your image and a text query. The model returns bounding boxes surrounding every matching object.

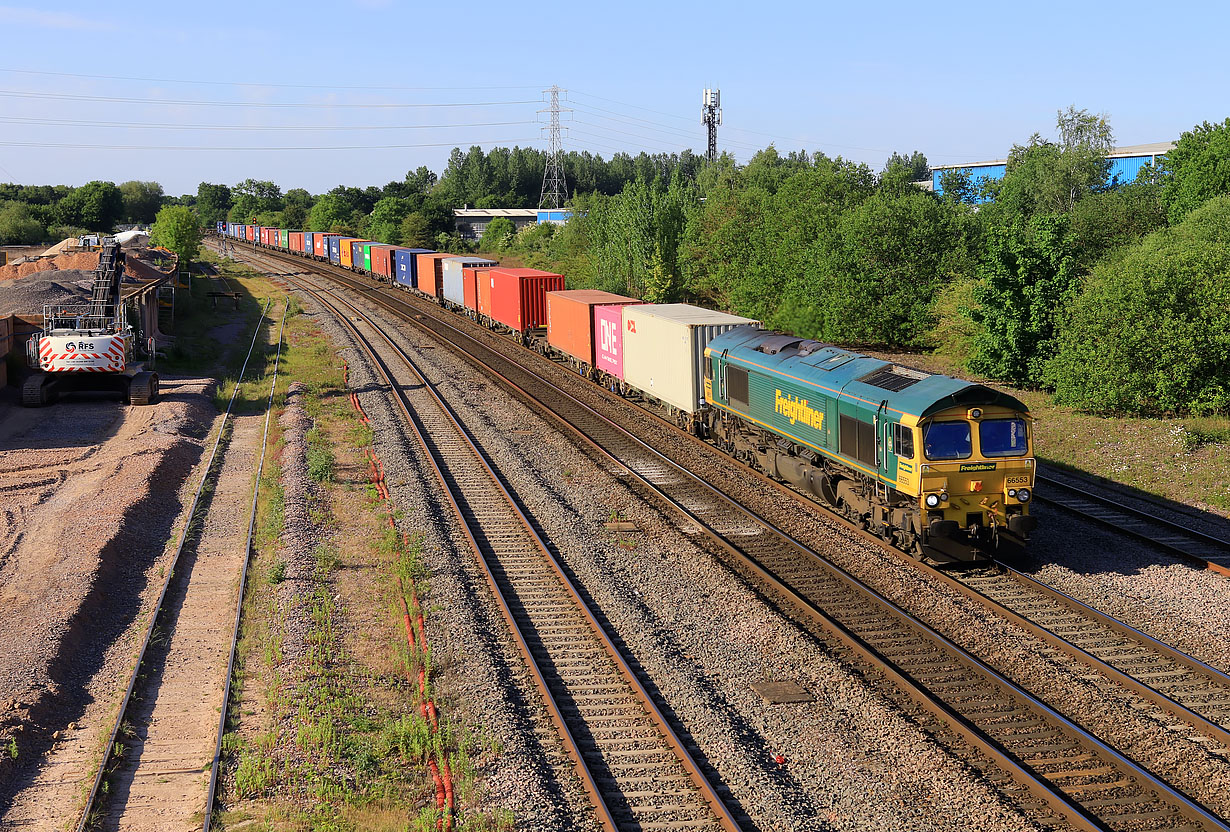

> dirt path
[0,412,265,830]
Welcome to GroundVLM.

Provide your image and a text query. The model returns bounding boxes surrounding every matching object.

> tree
[966,213,1079,383]
[992,107,1114,217]
[400,213,431,248]
[1158,117,1230,223]
[150,205,203,265]
[1047,195,1230,415]
[0,201,46,244]
[230,179,283,221]
[368,197,411,244]
[196,182,231,226]
[283,188,314,228]
[308,193,355,232]
[883,151,930,182]
[479,216,515,251]
[56,181,124,231]
[119,181,164,224]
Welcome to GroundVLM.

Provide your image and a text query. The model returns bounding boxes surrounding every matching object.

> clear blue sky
[0,0,1224,195]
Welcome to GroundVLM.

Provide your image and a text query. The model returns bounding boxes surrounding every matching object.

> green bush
[1046,195,1230,415]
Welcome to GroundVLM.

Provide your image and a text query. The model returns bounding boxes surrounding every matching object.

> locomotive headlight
[1016,488,1031,503]
[925,493,940,508]
[939,491,948,503]
[969,408,983,419]
[1008,488,1018,498]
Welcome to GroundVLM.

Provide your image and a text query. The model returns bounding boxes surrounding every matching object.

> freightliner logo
[775,389,825,430]
[959,462,996,472]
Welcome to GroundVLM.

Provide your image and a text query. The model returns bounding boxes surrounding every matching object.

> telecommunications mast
[701,88,721,162]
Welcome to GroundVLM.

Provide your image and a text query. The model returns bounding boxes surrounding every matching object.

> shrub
[1046,195,1230,415]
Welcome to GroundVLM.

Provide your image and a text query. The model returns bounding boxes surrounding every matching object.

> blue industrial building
[931,142,1173,198]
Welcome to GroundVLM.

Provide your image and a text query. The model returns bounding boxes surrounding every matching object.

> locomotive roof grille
[858,365,930,392]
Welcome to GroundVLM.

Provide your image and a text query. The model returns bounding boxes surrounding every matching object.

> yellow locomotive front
[901,404,1037,561]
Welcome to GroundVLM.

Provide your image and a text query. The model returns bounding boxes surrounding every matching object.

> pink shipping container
[594,303,631,379]
[483,268,566,334]
[289,231,305,253]
[546,290,641,369]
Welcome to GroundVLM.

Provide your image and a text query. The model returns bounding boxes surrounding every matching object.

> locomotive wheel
[129,371,160,406]
[21,373,53,407]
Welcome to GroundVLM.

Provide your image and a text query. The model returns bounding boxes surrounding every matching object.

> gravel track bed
[1039,463,1230,546]
[1018,506,1230,676]
[346,284,1230,821]
[289,290,597,832]
[341,291,1038,831]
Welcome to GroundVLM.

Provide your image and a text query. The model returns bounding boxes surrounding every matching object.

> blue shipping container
[303,231,314,254]
[329,237,343,264]
[393,248,434,288]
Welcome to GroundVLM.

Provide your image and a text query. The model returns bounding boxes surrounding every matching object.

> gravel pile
[0,252,99,281]
[340,293,1036,831]
[0,270,94,315]
[274,382,323,667]
[289,291,600,832]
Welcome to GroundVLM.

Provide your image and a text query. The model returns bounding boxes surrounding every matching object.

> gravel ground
[289,291,600,832]
[340,283,1230,823]
[331,291,1040,832]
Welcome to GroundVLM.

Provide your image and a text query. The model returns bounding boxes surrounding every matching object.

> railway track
[235,245,1230,832]
[74,301,285,832]
[281,272,743,832]
[1036,474,1230,576]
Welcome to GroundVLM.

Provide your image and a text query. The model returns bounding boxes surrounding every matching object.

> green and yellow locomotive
[704,328,1037,563]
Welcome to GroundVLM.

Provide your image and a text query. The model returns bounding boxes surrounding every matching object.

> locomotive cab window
[891,423,914,459]
[980,418,1029,457]
[923,421,972,460]
[726,365,750,409]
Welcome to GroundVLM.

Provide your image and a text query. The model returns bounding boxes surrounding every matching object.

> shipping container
[216,221,225,234]
[247,225,256,242]
[361,242,379,273]
[347,240,372,271]
[621,304,759,413]
[415,253,454,299]
[546,290,641,371]
[289,231,304,253]
[338,237,360,268]
[370,245,398,280]
[328,236,344,264]
[461,266,492,312]
[390,248,432,289]
[482,268,566,333]
[317,234,338,259]
[441,257,497,308]
[279,229,290,249]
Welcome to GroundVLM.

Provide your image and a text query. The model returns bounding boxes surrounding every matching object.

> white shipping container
[441,257,497,307]
[622,304,759,413]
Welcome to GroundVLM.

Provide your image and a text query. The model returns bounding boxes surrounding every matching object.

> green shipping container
[363,242,377,273]
[279,229,289,249]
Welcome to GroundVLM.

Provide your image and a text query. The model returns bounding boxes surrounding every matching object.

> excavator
[22,240,159,406]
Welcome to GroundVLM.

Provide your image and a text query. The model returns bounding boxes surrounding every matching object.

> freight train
[219,221,1037,563]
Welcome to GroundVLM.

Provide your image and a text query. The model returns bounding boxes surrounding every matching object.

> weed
[7,737,16,759]
[267,560,287,584]
[315,542,341,574]
[306,427,335,483]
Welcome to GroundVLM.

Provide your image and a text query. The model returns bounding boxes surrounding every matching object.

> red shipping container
[370,245,399,280]
[484,268,566,333]
[546,290,641,367]
[462,266,494,312]
[415,253,453,299]
[246,226,255,242]
[289,231,304,253]
[314,234,332,258]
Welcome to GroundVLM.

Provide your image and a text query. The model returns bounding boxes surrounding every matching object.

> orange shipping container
[415,253,453,299]
[546,290,642,367]
[462,266,494,312]
[370,245,399,280]
[338,237,361,269]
